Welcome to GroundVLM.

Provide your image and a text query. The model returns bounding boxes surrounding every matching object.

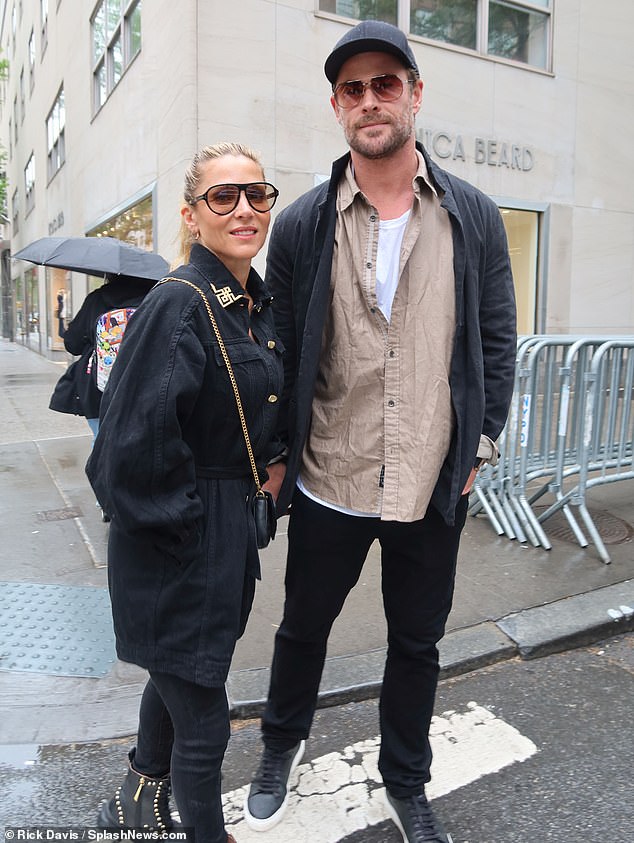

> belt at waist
[195,465,254,479]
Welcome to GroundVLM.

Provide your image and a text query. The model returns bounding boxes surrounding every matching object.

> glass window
[12,187,19,235]
[28,30,35,90]
[41,0,48,51]
[19,67,24,121]
[500,208,539,334]
[91,0,141,112]
[111,34,123,86]
[95,61,107,110]
[128,2,141,57]
[15,274,25,339]
[321,0,552,71]
[488,1,548,69]
[49,268,71,350]
[411,0,477,50]
[319,0,397,26]
[25,266,40,348]
[93,3,106,63]
[87,194,154,250]
[107,0,122,36]
[24,153,35,214]
[46,87,65,181]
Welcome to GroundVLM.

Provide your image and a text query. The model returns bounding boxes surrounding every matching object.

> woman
[86,143,283,843]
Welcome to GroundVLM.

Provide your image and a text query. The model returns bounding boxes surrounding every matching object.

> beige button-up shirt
[300,152,456,522]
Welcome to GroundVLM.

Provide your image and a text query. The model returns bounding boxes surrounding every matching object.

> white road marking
[223,702,537,841]
[607,605,633,619]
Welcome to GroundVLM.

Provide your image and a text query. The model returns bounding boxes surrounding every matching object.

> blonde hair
[173,142,264,267]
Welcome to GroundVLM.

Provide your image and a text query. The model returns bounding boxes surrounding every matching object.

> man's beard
[343,110,414,160]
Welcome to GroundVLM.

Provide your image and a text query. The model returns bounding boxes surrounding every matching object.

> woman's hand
[263,461,286,502]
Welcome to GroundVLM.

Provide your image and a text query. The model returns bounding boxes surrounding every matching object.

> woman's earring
[193,230,200,241]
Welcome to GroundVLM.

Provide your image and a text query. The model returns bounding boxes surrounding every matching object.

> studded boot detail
[97,749,175,830]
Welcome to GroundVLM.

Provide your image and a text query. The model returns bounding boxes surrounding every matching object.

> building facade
[1,0,633,357]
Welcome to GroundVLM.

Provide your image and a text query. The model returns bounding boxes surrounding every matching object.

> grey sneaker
[385,790,453,843]
[244,740,305,831]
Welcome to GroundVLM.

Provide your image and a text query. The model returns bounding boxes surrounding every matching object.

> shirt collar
[338,162,361,212]
[188,243,273,309]
[246,267,274,310]
[413,150,441,199]
[337,150,441,212]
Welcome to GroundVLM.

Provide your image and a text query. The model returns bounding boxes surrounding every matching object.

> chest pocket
[212,336,285,365]
[212,337,265,368]
[211,337,281,407]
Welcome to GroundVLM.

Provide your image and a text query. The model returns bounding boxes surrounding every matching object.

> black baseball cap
[324,20,420,85]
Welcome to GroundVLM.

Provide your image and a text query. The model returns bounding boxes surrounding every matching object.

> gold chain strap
[160,276,263,494]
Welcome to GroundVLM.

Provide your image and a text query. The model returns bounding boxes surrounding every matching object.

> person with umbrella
[49,272,156,442]
[85,142,283,843]
[12,235,168,442]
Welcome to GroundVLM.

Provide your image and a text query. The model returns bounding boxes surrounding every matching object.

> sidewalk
[1,337,633,746]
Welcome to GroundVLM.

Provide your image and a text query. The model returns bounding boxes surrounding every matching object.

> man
[244,20,517,843]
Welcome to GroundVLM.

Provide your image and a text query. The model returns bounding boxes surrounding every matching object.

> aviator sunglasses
[193,182,280,215]
[333,73,415,109]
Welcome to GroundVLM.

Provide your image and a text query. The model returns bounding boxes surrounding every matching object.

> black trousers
[262,488,469,797]
[134,673,230,843]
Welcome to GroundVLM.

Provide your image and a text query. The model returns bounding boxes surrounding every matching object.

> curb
[227,579,634,719]
[496,578,634,658]
[3,582,632,742]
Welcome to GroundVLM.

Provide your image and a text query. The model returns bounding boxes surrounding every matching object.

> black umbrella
[13,235,169,281]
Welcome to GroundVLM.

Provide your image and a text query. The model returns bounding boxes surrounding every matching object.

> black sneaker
[244,740,305,831]
[385,791,453,843]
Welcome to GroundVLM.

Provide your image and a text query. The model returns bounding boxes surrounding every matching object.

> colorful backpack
[93,307,137,391]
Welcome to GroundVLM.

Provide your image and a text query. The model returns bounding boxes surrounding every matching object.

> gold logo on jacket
[211,283,244,308]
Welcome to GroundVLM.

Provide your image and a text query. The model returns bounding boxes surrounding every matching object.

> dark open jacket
[267,143,517,524]
[85,246,284,684]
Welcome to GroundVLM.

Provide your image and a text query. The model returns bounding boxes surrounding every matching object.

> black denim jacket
[86,244,284,556]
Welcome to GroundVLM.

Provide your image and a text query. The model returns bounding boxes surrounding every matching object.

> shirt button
[267,340,276,349]
[387,399,395,407]
[370,307,376,314]
[369,215,376,222]
[366,262,372,269]
[389,349,395,358]
[267,394,278,403]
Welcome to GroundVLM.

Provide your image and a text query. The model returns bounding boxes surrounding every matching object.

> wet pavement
[1,337,633,830]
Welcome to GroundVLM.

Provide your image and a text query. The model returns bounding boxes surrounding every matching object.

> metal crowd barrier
[470,335,634,563]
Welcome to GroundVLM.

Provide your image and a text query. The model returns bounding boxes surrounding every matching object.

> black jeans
[133,672,230,843]
[262,489,469,798]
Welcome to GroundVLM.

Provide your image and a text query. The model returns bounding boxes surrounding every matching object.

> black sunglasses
[333,74,414,108]
[193,182,279,215]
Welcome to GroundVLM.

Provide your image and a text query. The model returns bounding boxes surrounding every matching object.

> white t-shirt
[376,209,410,322]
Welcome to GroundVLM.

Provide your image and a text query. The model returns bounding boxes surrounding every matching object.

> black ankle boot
[97,749,175,830]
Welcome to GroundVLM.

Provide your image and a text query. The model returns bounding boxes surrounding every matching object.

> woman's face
[183,154,271,278]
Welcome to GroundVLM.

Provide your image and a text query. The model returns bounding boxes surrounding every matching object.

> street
[2,632,633,842]
[2,340,634,841]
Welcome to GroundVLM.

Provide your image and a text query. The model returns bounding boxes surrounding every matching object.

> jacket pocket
[154,520,203,568]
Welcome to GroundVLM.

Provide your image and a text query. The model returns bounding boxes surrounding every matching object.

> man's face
[331,51,423,160]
